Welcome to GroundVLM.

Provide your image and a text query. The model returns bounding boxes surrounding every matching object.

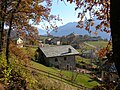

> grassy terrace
[86,41,108,48]
[30,61,99,89]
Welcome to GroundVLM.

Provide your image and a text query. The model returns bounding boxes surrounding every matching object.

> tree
[0,0,60,63]
[0,0,62,89]
[110,0,120,77]
[66,0,120,77]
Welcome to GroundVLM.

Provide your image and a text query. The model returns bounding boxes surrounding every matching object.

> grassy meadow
[30,61,99,89]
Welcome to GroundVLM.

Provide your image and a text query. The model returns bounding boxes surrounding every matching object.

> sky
[34,0,80,28]
[34,0,81,35]
[50,0,79,26]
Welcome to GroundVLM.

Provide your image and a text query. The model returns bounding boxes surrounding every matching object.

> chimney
[68,48,72,53]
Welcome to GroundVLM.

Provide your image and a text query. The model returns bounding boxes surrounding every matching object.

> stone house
[50,38,61,45]
[80,49,97,59]
[45,38,52,44]
[37,45,79,70]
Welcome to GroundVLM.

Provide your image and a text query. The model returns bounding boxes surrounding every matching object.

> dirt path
[83,42,96,49]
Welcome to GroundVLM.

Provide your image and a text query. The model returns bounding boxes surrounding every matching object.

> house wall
[17,38,23,47]
[48,55,76,70]
[37,49,47,65]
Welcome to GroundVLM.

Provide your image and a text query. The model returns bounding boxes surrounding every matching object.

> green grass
[76,56,91,65]
[86,41,108,48]
[30,61,60,74]
[75,74,99,88]
[30,61,99,88]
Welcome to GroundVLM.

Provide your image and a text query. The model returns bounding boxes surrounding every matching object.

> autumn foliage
[0,0,60,89]
[67,0,110,35]
[97,39,112,58]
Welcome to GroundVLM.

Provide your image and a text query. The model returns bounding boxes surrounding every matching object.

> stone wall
[48,55,76,70]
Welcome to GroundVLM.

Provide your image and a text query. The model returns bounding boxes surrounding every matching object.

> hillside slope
[29,61,99,89]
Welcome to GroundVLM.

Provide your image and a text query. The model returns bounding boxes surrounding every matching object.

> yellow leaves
[107,1,110,5]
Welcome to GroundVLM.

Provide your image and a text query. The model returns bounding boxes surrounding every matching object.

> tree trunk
[0,0,7,55]
[5,0,21,63]
[0,22,3,54]
[6,14,13,64]
[110,0,120,77]
[0,5,4,54]
[0,18,5,53]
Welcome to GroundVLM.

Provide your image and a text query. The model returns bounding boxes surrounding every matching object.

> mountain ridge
[50,21,111,40]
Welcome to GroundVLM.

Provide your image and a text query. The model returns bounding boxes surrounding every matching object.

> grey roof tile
[40,45,79,57]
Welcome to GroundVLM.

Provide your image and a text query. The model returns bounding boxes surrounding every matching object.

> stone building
[37,45,79,70]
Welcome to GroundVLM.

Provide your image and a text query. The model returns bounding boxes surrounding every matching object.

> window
[64,57,67,60]
[55,65,59,69]
[55,58,58,62]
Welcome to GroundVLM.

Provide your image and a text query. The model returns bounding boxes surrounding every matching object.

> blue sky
[34,1,79,28]
[50,0,79,26]
[34,0,80,35]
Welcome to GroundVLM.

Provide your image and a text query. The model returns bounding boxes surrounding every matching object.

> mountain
[50,21,111,40]
[38,28,48,35]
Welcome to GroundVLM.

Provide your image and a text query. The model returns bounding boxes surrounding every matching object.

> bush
[0,55,36,90]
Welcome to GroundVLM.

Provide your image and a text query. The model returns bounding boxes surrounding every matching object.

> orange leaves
[76,25,84,28]
[80,14,84,21]
[76,0,79,5]
[77,13,85,20]
[92,31,98,36]
[70,0,73,3]
[97,47,107,58]
[90,21,94,26]
[77,20,84,28]
[67,0,110,39]
[85,26,89,31]
[67,0,73,4]
[104,23,110,28]
[35,17,40,23]
[96,25,102,30]
[97,40,112,58]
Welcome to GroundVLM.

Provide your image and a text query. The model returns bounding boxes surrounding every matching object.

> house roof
[101,60,117,73]
[39,45,79,58]
[109,63,117,73]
